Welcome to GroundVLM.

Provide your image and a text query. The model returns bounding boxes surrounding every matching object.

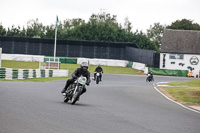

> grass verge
[1,60,142,82]
[158,79,200,105]
[61,63,142,75]
[2,60,39,69]
[2,60,142,75]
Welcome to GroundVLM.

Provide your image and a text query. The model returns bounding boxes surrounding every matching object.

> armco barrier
[0,68,69,79]
[148,67,188,77]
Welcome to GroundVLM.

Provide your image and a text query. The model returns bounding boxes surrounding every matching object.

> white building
[160,29,200,76]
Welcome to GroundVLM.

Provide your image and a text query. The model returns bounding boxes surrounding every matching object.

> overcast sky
[0,0,200,32]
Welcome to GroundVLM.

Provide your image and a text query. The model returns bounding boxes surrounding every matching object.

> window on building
[169,54,176,59]
[176,54,184,59]
[169,54,184,59]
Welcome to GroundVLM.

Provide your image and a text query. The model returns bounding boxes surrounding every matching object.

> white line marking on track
[153,83,200,114]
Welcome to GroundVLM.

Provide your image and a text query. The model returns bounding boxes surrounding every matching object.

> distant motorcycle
[95,72,101,84]
[63,75,87,105]
[146,74,154,82]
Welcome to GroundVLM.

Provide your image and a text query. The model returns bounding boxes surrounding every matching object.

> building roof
[161,29,200,54]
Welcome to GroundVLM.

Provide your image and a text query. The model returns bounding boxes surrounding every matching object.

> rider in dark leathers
[61,62,91,95]
[94,65,103,81]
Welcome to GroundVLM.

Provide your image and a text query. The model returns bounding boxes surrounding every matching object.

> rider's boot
[61,88,67,93]
[61,82,70,93]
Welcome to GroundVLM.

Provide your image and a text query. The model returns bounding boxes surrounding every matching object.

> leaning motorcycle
[95,72,101,84]
[63,75,87,104]
[146,74,154,82]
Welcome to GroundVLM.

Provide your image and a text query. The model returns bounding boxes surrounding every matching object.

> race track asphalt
[0,74,200,133]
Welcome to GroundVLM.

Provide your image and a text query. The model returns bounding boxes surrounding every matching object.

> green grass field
[2,60,142,75]
[2,60,39,69]
[61,63,141,75]
[160,80,200,105]
[1,60,142,82]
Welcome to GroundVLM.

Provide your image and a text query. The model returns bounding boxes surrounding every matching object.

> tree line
[0,12,200,52]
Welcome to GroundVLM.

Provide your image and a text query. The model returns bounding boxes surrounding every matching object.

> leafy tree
[0,23,6,36]
[0,12,160,52]
[64,12,120,42]
[132,31,155,50]
[61,18,85,40]
[71,18,85,28]
[59,12,155,51]
[26,18,45,38]
[19,27,26,37]
[147,22,165,52]
[115,27,127,42]
[6,25,21,37]
[44,24,55,39]
[124,17,132,33]
[167,19,200,30]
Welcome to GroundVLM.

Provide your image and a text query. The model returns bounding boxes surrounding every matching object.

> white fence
[2,54,44,62]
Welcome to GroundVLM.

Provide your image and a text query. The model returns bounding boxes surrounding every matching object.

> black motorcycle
[95,72,101,84]
[63,75,87,104]
[146,74,154,82]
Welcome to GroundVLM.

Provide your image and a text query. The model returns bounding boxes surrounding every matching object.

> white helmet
[81,62,88,69]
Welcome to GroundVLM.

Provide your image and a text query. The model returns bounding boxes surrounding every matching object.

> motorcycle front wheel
[71,88,82,105]
[96,76,99,84]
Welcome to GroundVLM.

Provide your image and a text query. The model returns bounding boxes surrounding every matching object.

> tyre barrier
[0,68,68,80]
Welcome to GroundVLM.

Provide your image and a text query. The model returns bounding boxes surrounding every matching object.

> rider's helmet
[81,62,89,71]
[98,64,101,67]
